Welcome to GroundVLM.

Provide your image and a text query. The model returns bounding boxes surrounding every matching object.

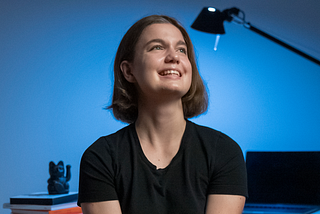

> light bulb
[208,7,216,12]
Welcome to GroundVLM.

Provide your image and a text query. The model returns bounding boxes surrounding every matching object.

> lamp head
[191,7,240,34]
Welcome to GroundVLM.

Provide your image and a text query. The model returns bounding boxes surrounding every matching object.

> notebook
[243,151,320,214]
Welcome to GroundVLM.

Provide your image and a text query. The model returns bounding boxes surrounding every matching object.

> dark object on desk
[9,192,78,205]
[243,151,320,214]
[47,161,71,194]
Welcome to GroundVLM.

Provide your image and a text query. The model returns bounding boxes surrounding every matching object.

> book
[11,206,82,214]
[10,192,78,205]
[4,201,78,211]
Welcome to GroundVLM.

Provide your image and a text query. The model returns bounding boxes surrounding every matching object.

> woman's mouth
[159,70,181,77]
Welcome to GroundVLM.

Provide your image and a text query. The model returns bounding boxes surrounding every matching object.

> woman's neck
[134,96,187,169]
[135,98,186,148]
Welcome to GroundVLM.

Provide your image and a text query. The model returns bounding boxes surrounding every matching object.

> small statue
[47,161,71,194]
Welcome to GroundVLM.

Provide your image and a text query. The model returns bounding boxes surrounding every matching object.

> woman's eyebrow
[144,39,187,47]
[176,40,187,47]
[145,39,164,47]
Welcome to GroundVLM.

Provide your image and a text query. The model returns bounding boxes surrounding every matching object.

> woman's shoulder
[186,120,240,149]
[103,123,135,141]
[187,120,223,139]
[187,120,245,166]
[84,123,135,154]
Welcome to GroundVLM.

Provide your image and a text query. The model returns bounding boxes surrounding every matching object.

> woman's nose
[164,48,179,63]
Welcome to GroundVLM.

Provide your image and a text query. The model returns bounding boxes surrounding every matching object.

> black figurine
[47,161,71,194]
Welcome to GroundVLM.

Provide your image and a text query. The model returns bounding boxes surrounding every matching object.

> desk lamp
[191,7,320,66]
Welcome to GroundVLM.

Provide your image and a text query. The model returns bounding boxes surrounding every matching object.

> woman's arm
[205,194,246,214]
[81,200,122,214]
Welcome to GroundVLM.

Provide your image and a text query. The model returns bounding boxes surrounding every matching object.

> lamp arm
[244,23,320,66]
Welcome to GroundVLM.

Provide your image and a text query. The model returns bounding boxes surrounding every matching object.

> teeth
[160,70,180,76]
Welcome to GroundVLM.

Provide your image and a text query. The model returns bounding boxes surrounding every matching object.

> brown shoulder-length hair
[107,15,208,123]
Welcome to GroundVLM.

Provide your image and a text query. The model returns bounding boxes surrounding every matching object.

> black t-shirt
[78,120,248,213]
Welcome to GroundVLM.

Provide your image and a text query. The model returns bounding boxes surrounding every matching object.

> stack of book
[3,192,82,214]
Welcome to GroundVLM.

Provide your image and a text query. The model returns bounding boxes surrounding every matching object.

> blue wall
[1,0,320,212]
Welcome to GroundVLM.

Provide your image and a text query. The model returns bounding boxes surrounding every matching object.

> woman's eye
[151,45,163,51]
[179,48,187,54]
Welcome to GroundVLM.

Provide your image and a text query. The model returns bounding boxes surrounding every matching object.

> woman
[78,15,248,214]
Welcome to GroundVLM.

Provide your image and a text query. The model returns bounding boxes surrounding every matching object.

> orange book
[49,206,82,213]
[11,206,82,214]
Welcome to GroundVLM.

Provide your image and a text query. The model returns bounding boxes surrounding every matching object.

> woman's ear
[120,61,136,83]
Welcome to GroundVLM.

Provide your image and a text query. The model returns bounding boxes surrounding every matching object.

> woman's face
[122,23,192,101]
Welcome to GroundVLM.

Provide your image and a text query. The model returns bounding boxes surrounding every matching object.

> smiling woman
[121,23,193,107]
[108,15,208,124]
[78,15,248,214]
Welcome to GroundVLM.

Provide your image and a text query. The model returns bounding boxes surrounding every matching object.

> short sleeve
[207,132,248,197]
[77,137,118,206]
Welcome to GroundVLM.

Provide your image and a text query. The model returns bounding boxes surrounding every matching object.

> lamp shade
[191,7,226,34]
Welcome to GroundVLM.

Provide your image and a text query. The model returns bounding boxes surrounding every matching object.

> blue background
[1,0,320,212]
